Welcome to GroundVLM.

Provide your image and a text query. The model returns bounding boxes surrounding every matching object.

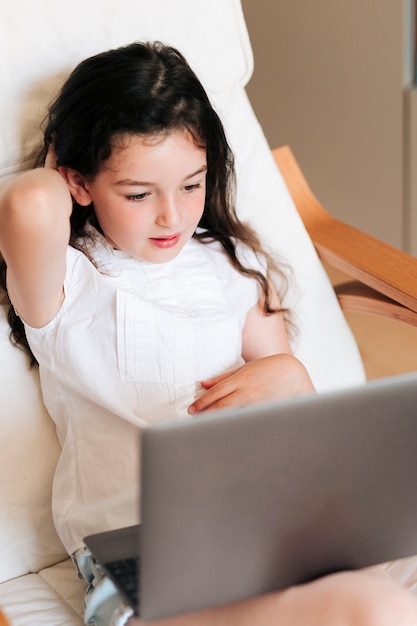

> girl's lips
[149,234,181,249]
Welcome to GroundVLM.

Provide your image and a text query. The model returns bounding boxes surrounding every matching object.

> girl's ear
[58,166,92,206]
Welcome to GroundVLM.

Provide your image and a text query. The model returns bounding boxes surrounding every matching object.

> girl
[0,42,416,626]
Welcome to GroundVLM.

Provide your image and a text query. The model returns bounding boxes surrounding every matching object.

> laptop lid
[139,371,417,619]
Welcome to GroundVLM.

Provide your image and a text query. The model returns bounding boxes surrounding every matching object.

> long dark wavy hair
[0,41,290,364]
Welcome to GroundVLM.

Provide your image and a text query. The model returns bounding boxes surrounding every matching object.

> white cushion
[0,307,68,581]
[0,567,84,626]
[38,559,87,620]
[0,0,252,180]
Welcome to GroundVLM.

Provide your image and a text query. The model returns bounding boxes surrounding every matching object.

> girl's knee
[315,568,417,626]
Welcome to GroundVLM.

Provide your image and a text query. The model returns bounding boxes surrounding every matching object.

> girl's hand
[188,354,314,414]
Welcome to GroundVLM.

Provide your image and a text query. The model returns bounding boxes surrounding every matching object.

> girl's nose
[155,196,181,228]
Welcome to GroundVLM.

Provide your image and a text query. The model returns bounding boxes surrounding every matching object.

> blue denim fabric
[72,547,134,626]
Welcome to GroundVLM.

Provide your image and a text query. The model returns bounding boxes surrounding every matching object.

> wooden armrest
[0,610,10,626]
[335,281,417,326]
[272,145,417,322]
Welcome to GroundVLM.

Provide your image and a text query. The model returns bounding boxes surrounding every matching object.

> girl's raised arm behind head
[0,167,72,328]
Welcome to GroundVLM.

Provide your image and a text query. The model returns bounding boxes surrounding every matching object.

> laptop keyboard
[106,556,141,610]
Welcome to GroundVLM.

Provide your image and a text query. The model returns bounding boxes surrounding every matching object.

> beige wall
[242,0,414,252]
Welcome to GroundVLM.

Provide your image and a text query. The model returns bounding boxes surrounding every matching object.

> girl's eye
[184,183,201,192]
[126,192,148,202]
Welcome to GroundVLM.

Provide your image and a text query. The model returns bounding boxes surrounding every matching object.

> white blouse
[25,232,264,555]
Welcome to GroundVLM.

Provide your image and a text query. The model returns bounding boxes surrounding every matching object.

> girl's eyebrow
[184,164,208,180]
[115,165,208,187]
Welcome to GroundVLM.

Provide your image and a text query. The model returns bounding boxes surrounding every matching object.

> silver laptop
[84,371,417,621]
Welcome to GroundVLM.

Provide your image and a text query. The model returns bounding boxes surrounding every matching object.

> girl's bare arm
[0,167,72,327]
[188,283,314,413]
[240,280,292,362]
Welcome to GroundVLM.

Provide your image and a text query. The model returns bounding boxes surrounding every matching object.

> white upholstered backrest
[0,0,365,578]
[0,0,253,180]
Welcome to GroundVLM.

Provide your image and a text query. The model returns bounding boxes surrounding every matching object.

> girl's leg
[127,566,417,626]
[72,548,133,626]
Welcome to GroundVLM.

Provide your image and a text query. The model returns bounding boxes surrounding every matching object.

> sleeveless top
[24,230,264,554]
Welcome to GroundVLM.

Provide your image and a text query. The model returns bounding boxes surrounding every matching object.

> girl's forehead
[110,129,204,153]
[100,129,207,177]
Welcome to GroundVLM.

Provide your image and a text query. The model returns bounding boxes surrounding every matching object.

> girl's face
[80,130,207,263]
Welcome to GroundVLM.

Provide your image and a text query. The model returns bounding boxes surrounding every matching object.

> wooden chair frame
[273,146,417,328]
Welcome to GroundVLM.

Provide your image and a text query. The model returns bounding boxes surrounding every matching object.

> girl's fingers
[200,367,242,389]
[189,378,238,414]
